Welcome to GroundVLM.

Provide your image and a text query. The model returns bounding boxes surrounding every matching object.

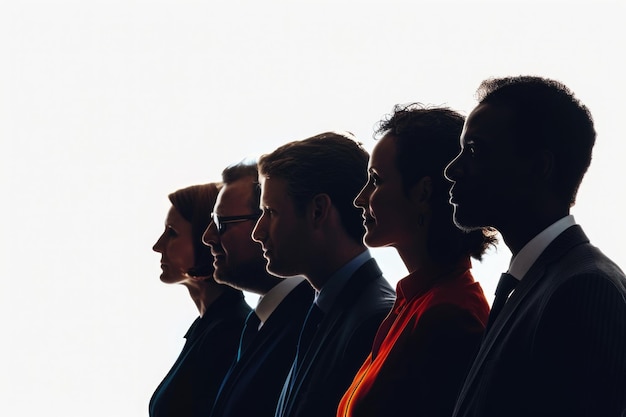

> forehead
[462,103,514,144]
[166,206,190,228]
[259,176,290,202]
[370,134,397,169]
[215,178,255,213]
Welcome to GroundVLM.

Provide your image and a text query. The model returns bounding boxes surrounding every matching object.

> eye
[263,207,275,217]
[370,173,381,187]
[166,226,178,237]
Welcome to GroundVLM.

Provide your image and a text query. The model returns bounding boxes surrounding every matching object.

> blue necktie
[290,303,324,386]
[237,311,260,361]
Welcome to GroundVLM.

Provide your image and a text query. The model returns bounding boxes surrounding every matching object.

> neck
[395,235,431,275]
[499,208,569,256]
[306,242,366,291]
[246,273,284,295]
[183,279,227,317]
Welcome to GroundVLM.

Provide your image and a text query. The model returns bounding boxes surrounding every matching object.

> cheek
[168,241,195,269]
[370,190,391,219]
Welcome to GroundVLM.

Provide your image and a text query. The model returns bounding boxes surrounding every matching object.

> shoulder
[414,303,486,334]
[539,241,626,306]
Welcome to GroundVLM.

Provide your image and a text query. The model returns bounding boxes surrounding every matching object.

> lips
[362,215,375,226]
[449,186,466,204]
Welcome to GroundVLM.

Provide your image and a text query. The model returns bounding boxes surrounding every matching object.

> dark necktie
[237,311,261,361]
[485,272,519,333]
[291,302,324,380]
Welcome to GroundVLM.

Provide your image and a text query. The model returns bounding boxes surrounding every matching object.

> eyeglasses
[211,212,261,234]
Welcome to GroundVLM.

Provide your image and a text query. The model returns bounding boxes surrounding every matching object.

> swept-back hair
[258,132,369,243]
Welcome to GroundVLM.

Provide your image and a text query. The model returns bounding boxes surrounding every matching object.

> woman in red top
[338,104,496,417]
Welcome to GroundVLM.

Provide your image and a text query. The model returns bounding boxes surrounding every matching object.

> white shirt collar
[255,275,307,328]
[508,215,576,280]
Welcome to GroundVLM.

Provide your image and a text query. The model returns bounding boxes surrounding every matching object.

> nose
[353,181,371,209]
[444,152,463,183]
[202,221,219,248]
[153,232,166,253]
[251,211,267,244]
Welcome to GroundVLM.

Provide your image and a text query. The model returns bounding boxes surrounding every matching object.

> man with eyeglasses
[203,162,314,417]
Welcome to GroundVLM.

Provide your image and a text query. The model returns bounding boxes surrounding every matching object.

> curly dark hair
[376,103,497,264]
[476,76,595,206]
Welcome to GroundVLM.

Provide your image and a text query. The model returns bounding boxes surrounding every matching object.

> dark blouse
[149,290,251,417]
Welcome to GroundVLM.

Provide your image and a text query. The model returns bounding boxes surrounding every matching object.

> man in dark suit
[252,132,396,417]
[445,76,626,417]
[202,162,315,417]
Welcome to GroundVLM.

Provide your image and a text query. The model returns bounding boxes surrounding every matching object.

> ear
[532,150,554,182]
[408,176,432,205]
[310,193,333,229]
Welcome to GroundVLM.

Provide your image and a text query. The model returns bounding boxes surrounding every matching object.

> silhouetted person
[446,76,626,417]
[202,162,314,417]
[252,132,395,417]
[338,104,496,417]
[150,183,251,417]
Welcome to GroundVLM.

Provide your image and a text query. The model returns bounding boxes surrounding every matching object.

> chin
[363,232,386,248]
[160,274,183,285]
[266,260,298,279]
[452,207,486,232]
[212,270,228,285]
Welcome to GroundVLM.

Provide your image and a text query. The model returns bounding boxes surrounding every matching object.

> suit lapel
[215,281,313,416]
[454,225,589,414]
[282,259,383,415]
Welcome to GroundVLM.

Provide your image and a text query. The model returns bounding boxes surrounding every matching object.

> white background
[1,1,624,416]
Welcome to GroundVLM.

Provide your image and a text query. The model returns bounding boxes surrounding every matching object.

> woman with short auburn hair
[150,183,251,417]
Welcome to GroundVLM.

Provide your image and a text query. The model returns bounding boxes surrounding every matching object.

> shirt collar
[397,257,472,301]
[255,275,307,327]
[315,249,371,313]
[508,214,576,280]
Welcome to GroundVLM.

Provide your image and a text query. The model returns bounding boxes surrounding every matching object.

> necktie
[297,303,324,358]
[237,311,261,360]
[291,302,324,380]
[485,272,519,333]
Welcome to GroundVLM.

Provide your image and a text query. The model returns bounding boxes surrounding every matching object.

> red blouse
[337,259,489,417]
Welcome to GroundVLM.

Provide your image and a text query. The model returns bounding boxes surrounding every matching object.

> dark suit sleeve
[531,274,626,416]
[384,304,485,417]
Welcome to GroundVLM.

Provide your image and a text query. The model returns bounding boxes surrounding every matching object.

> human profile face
[202,177,266,290]
[354,134,417,249]
[252,176,311,277]
[153,206,195,284]
[445,103,534,231]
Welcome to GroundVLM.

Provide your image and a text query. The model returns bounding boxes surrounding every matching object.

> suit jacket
[453,225,626,417]
[149,290,251,417]
[275,258,395,417]
[209,280,315,417]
